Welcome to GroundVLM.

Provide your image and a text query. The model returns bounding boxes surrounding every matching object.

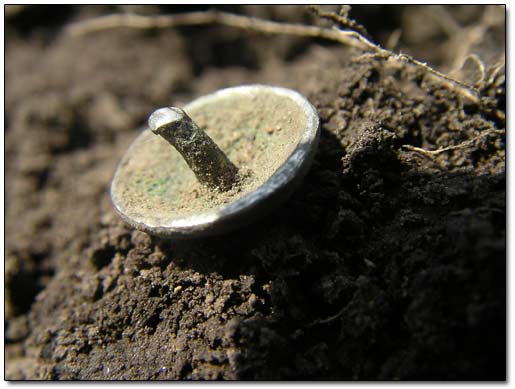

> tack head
[110,85,320,238]
[147,106,239,191]
[148,107,185,134]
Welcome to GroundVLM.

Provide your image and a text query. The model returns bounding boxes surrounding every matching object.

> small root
[402,129,505,157]
[306,306,346,327]
[66,8,483,103]
[307,5,371,40]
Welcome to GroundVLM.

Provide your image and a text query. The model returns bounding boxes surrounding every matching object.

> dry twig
[66,10,365,50]
[66,9,481,103]
[307,4,371,39]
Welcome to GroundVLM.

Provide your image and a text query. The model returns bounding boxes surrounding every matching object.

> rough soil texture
[5,5,506,380]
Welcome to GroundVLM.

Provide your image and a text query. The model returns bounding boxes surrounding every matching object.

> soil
[5,5,506,380]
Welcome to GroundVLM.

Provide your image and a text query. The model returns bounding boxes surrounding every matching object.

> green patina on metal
[112,88,308,222]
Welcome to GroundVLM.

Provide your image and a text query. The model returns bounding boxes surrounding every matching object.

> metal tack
[149,107,239,191]
[110,85,320,238]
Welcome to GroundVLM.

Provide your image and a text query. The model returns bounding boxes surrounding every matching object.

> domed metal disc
[110,85,320,238]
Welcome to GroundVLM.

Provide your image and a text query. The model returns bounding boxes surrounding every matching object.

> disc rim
[110,84,320,238]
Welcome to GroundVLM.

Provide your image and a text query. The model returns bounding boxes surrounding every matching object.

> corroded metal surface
[111,85,320,238]
[149,107,239,191]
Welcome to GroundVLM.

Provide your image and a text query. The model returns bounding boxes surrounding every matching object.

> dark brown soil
[5,5,506,380]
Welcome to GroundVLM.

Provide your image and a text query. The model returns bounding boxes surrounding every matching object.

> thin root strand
[66,9,483,103]
[402,129,505,157]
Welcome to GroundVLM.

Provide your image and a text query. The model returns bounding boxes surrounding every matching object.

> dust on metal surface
[111,85,320,238]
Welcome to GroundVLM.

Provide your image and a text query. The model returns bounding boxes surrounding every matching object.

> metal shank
[149,107,239,191]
